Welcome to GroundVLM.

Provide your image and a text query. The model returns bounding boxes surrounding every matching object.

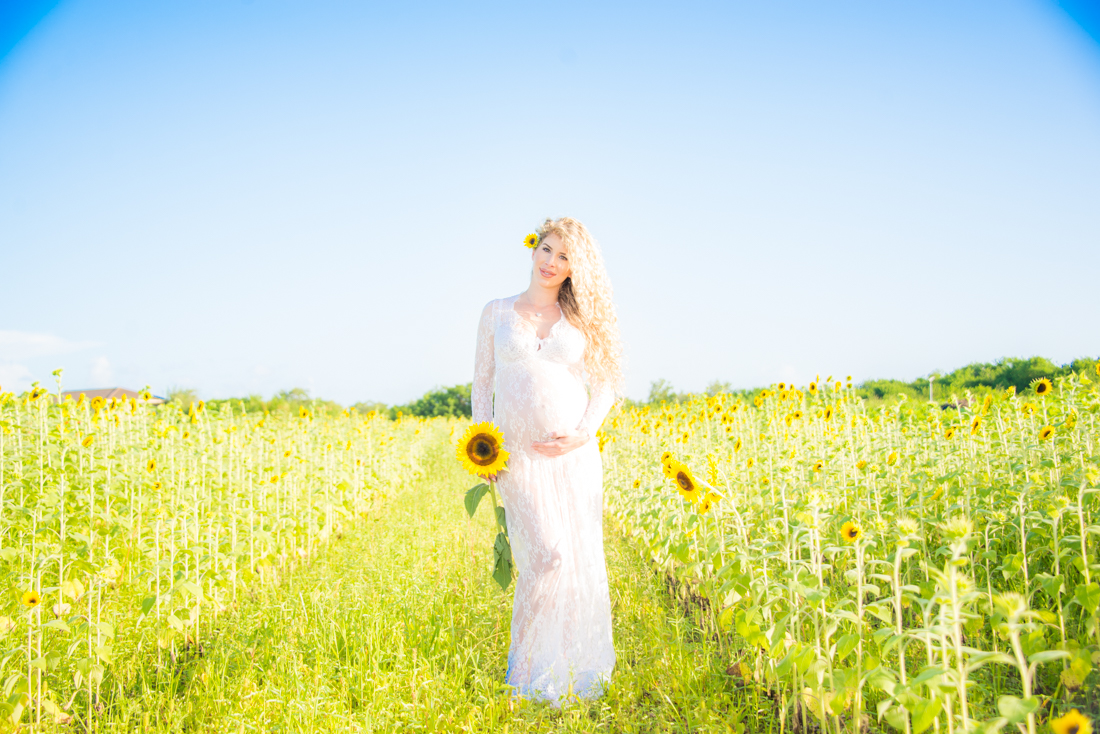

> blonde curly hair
[536,217,624,393]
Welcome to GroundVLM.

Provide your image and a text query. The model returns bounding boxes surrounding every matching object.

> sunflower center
[847,528,858,538]
[1068,726,1079,734]
[467,434,499,466]
[676,472,693,491]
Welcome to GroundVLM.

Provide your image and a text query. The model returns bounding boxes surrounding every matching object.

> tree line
[165,355,1098,419]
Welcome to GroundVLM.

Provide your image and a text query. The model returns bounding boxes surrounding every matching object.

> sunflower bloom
[971,416,981,435]
[944,427,956,440]
[21,591,42,609]
[523,233,539,249]
[856,460,867,470]
[81,435,94,447]
[1040,425,1055,441]
[841,521,863,543]
[887,451,898,466]
[733,438,742,452]
[146,459,156,472]
[698,492,721,515]
[808,382,818,395]
[1032,378,1053,397]
[1052,709,1093,734]
[811,460,823,472]
[456,422,509,477]
[670,461,702,503]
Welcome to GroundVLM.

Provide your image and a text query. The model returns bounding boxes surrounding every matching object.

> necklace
[521,295,558,318]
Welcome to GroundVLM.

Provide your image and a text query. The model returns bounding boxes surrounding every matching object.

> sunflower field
[0,385,428,729]
[600,370,1100,733]
[4,366,1100,732]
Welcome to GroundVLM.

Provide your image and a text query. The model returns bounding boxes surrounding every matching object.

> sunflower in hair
[456,422,510,477]
[523,233,539,249]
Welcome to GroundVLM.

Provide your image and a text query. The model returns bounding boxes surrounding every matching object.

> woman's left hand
[531,430,589,458]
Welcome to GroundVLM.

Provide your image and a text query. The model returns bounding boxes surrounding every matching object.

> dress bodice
[495,296,586,371]
[471,294,615,451]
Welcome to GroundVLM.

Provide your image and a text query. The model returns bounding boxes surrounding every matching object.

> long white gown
[471,294,616,704]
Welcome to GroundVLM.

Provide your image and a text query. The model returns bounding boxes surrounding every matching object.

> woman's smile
[539,266,555,279]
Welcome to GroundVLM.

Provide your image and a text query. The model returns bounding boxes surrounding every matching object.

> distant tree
[647,379,678,404]
[351,401,388,415]
[705,380,732,396]
[393,384,472,419]
[166,386,198,411]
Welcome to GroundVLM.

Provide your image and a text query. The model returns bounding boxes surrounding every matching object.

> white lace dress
[472,294,616,704]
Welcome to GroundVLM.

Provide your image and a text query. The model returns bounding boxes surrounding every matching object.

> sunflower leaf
[464,484,490,518]
[492,532,513,590]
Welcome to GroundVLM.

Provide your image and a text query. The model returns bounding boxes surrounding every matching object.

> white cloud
[91,356,113,385]
[0,331,99,360]
[0,363,32,392]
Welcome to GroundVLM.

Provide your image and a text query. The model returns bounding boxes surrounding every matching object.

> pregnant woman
[471,216,623,704]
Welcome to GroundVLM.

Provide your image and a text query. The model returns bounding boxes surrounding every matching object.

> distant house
[60,387,167,406]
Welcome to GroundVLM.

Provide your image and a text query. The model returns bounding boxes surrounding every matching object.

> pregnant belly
[495,362,587,452]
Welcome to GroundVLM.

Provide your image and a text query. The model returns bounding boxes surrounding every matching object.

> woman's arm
[576,380,615,438]
[531,380,616,457]
[471,301,496,424]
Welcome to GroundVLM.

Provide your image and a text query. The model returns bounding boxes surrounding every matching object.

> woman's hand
[531,429,590,458]
[477,470,503,483]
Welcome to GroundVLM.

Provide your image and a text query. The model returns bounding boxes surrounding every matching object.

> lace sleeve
[576,379,615,437]
[471,300,496,423]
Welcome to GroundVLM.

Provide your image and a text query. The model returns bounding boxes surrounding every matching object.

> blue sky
[1,0,1098,404]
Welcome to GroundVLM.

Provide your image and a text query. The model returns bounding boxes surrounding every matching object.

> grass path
[127,440,769,733]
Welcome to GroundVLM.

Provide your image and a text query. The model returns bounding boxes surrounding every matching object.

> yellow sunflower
[1039,425,1055,441]
[1032,378,1053,397]
[811,461,823,472]
[733,438,742,452]
[841,521,863,543]
[1051,709,1092,734]
[824,406,833,421]
[887,451,898,466]
[81,435,94,447]
[456,422,510,477]
[808,382,818,395]
[698,490,722,515]
[856,460,867,470]
[944,427,956,440]
[146,459,156,472]
[971,416,981,435]
[523,233,539,249]
[21,590,42,609]
[670,461,702,503]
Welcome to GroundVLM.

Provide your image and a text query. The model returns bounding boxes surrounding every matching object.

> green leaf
[495,505,508,532]
[464,484,489,518]
[492,532,513,591]
[42,619,69,634]
[1028,650,1070,665]
[835,633,859,661]
[997,695,1039,724]
[911,696,943,734]
[141,596,156,616]
[1075,582,1100,615]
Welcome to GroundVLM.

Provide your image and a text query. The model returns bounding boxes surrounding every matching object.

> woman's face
[532,233,572,288]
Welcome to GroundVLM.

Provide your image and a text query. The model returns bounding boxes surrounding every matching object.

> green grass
[96,439,773,732]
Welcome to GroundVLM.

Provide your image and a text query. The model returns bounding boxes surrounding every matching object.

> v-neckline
[511,295,562,342]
